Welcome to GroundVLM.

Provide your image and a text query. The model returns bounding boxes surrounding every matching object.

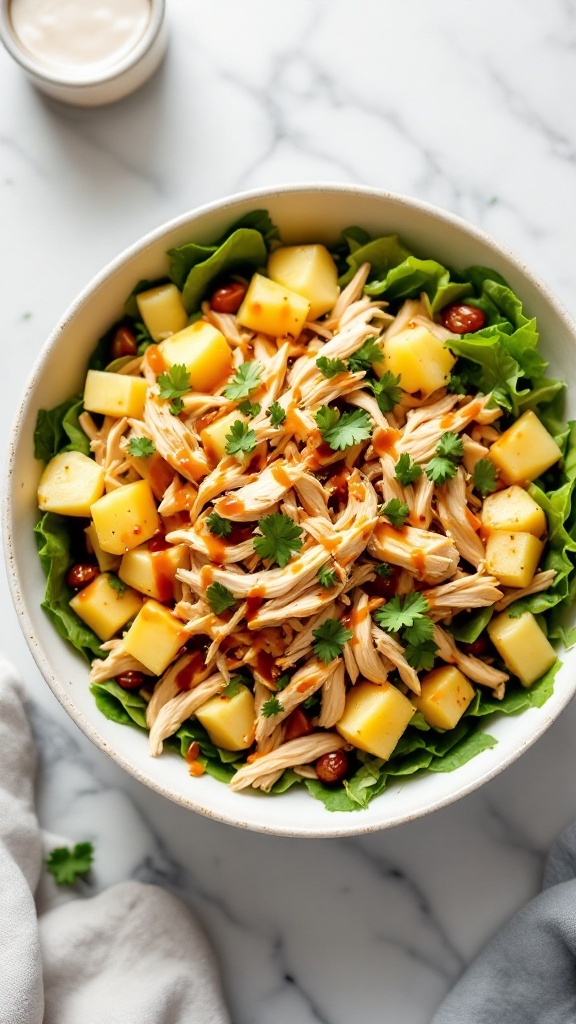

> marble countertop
[2,2,576,1020]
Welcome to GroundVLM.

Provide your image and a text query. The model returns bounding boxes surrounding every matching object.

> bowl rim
[5,181,576,837]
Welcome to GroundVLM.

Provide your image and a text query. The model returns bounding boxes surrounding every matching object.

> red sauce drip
[148,534,169,552]
[327,464,350,503]
[151,549,176,602]
[176,650,207,691]
[246,587,265,622]
[440,413,455,430]
[373,428,401,457]
[270,463,292,489]
[203,531,226,564]
[219,494,245,517]
[228,522,254,545]
[410,549,426,578]
[255,649,278,686]
[147,347,166,375]
[185,741,200,764]
[247,448,267,473]
[365,565,400,600]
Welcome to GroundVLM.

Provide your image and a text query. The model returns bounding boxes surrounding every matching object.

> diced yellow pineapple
[195,684,256,751]
[237,273,310,340]
[136,283,188,342]
[489,410,562,484]
[69,572,142,641]
[381,324,455,396]
[481,485,546,538]
[413,666,476,730]
[200,410,249,465]
[119,543,189,601]
[83,370,148,419]
[90,480,159,555]
[123,599,188,675]
[84,523,121,572]
[488,610,556,687]
[157,320,232,393]
[37,451,105,517]
[267,245,339,320]
[485,531,543,588]
[336,680,415,760]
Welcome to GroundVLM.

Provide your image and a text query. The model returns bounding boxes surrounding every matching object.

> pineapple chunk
[267,244,339,320]
[38,451,105,517]
[123,599,187,676]
[69,572,142,641]
[381,324,456,396]
[84,523,120,572]
[413,666,475,730]
[136,283,188,342]
[488,610,556,687]
[119,543,189,601]
[336,680,415,760]
[83,370,148,419]
[195,684,256,751]
[481,485,546,538]
[489,410,562,484]
[485,531,543,588]
[91,480,159,555]
[237,273,310,340]
[158,321,232,392]
[200,410,249,465]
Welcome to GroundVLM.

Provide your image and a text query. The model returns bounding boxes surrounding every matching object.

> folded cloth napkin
[432,820,576,1022]
[0,657,231,1024]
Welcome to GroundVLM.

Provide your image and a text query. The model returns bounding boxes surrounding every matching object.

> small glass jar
[0,0,167,106]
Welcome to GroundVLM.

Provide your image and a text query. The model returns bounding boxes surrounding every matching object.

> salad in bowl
[32,207,576,812]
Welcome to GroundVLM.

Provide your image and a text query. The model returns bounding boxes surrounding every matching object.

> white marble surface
[2,1,576,1020]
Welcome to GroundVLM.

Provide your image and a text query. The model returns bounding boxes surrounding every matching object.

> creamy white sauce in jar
[10,0,151,78]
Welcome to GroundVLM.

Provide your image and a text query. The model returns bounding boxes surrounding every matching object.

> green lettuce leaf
[449,607,493,644]
[337,233,410,287]
[171,229,268,313]
[508,482,576,619]
[365,256,471,312]
[34,395,90,462]
[428,730,497,772]
[34,513,102,661]
[91,680,148,728]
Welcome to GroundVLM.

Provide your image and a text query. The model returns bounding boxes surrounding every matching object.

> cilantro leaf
[404,639,438,672]
[316,356,347,378]
[474,458,498,497]
[238,399,261,417]
[374,562,393,577]
[128,437,156,458]
[169,398,184,416]
[206,511,232,537]
[107,574,127,596]
[223,361,262,401]
[269,401,286,427]
[347,337,383,373]
[223,677,243,698]
[378,498,409,528]
[46,842,94,886]
[315,405,373,451]
[157,364,191,405]
[394,453,422,486]
[436,431,464,460]
[425,455,458,485]
[370,371,403,414]
[447,373,467,395]
[373,593,430,632]
[253,513,303,568]
[275,673,291,691]
[225,420,257,457]
[206,582,237,615]
[318,564,338,588]
[261,696,284,718]
[312,618,354,663]
[403,615,435,645]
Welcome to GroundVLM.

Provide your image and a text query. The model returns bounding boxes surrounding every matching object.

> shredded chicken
[229,733,349,791]
[89,640,153,683]
[149,673,226,756]
[433,625,508,698]
[424,570,503,619]
[494,570,557,611]
[435,468,485,569]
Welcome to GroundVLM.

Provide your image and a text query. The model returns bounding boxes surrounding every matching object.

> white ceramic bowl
[5,184,576,837]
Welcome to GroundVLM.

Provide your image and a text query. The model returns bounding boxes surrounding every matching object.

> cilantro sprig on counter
[46,842,94,886]
[253,513,303,568]
[315,405,373,451]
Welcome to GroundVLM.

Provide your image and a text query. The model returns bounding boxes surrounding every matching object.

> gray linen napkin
[0,657,231,1024]
[432,818,576,1022]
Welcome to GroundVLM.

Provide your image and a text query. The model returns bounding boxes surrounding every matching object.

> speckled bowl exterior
[5,184,576,836]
